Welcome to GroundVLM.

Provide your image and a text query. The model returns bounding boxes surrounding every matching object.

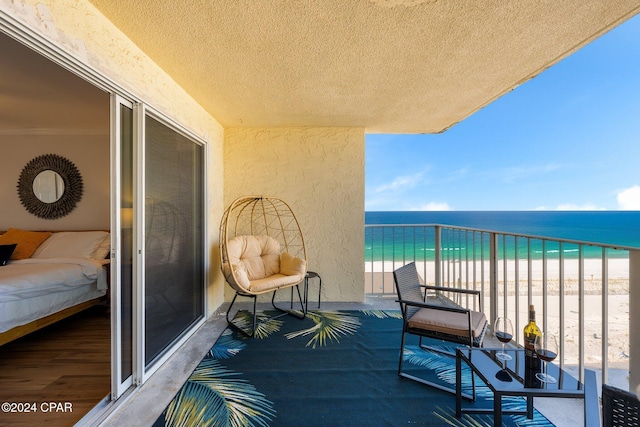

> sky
[365,14,640,212]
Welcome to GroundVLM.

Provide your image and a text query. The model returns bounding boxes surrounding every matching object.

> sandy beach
[365,258,630,294]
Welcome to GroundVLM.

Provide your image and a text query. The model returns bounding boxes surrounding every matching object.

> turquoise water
[364,211,640,262]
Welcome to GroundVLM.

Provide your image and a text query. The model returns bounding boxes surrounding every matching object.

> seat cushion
[408,307,487,340]
[249,273,305,293]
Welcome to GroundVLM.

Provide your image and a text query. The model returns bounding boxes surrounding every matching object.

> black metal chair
[393,262,488,396]
[602,384,640,427]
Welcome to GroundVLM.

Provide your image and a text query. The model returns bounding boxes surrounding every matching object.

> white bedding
[0,257,107,301]
[0,257,108,333]
[0,284,105,333]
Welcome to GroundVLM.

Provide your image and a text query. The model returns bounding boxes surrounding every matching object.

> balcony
[365,224,638,396]
[101,224,637,426]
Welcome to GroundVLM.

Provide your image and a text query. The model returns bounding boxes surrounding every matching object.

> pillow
[280,252,307,277]
[0,243,17,266]
[31,231,109,259]
[91,234,111,260]
[0,228,52,260]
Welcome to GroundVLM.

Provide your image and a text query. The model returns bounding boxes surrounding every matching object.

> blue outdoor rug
[153,310,554,426]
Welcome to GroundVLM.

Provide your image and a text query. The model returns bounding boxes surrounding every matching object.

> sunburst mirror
[17,154,84,219]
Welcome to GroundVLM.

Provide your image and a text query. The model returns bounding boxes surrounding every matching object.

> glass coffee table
[455,347,590,426]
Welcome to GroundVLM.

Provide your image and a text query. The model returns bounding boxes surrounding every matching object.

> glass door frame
[110,94,137,398]
[136,104,209,383]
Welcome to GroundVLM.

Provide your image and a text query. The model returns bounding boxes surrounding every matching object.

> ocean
[364,211,640,261]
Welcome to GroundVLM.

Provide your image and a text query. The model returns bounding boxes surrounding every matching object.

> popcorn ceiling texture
[224,127,366,303]
[80,0,640,133]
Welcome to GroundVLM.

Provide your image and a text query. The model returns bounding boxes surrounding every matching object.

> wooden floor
[0,305,110,427]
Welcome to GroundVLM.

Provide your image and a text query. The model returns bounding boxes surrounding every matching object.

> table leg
[494,392,502,426]
[304,276,309,313]
[527,396,534,419]
[456,353,462,417]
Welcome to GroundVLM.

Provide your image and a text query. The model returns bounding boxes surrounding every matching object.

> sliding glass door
[142,115,205,370]
[111,100,206,394]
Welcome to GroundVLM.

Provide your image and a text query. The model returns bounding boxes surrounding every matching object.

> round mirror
[32,170,65,203]
[17,154,83,219]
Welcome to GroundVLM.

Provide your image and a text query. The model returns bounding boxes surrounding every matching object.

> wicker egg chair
[220,196,308,337]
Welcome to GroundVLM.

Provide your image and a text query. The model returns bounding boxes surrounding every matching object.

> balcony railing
[365,224,639,394]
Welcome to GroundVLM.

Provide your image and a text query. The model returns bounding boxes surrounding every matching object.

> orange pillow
[0,228,52,260]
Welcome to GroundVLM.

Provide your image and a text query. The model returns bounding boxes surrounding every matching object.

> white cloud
[374,172,424,193]
[409,202,451,211]
[617,185,640,210]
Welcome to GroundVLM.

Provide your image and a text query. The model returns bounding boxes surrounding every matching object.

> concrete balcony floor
[97,297,589,427]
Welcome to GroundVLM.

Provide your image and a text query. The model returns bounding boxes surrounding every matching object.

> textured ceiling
[65,2,640,133]
[2,2,639,135]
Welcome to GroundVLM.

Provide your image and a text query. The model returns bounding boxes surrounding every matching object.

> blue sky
[365,14,640,212]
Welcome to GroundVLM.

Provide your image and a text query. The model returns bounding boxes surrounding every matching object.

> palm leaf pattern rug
[153,310,554,426]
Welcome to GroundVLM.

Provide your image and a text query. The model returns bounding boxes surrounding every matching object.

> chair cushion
[249,273,305,293]
[227,235,281,280]
[225,235,307,294]
[222,262,251,291]
[280,251,307,276]
[408,307,487,340]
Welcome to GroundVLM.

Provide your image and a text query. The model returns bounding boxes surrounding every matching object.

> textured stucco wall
[0,0,226,313]
[224,127,365,303]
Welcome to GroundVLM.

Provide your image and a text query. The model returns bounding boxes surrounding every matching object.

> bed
[0,229,110,345]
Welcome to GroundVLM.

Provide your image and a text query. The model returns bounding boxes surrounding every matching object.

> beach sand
[365,258,630,294]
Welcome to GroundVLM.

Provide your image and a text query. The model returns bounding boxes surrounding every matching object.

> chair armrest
[421,284,484,312]
[396,298,471,315]
[422,285,481,296]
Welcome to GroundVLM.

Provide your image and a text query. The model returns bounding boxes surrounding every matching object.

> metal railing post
[630,249,640,394]
[602,247,609,386]
[435,225,441,286]
[578,245,585,383]
[489,232,499,326]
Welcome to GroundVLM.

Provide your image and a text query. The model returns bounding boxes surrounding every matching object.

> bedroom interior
[0,31,112,425]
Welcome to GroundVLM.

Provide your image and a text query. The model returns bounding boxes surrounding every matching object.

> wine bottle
[523,304,542,388]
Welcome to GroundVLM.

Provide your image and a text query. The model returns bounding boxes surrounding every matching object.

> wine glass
[535,332,558,384]
[494,317,513,361]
